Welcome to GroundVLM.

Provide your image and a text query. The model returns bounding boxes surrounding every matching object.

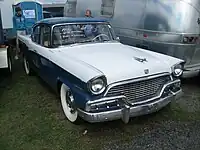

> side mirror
[116,37,120,42]
[30,34,34,41]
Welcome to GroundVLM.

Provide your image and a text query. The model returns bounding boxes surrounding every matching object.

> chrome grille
[105,75,171,103]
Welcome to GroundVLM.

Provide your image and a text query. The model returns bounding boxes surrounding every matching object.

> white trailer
[0,0,15,74]
[0,0,43,75]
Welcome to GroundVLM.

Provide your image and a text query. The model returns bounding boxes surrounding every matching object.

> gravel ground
[103,120,200,150]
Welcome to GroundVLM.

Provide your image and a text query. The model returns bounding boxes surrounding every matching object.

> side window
[100,0,115,17]
[32,25,40,44]
[40,25,51,47]
[64,0,77,17]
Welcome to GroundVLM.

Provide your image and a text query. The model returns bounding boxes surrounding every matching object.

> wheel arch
[56,77,74,95]
[56,76,90,110]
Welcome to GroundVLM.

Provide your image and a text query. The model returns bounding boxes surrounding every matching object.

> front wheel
[60,83,80,124]
[23,55,33,76]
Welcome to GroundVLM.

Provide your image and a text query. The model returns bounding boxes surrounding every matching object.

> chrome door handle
[33,50,38,53]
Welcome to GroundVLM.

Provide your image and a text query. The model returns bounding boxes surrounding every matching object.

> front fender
[57,76,92,110]
[54,50,104,83]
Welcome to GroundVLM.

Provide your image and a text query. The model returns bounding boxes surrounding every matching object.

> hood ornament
[144,69,149,74]
[133,57,148,63]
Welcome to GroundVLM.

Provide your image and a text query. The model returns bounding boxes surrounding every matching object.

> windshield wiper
[79,40,93,43]
[69,40,92,47]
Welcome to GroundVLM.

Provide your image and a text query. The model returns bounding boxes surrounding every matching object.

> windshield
[52,23,115,47]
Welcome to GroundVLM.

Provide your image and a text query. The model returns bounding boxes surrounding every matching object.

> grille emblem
[133,57,148,63]
[144,69,149,74]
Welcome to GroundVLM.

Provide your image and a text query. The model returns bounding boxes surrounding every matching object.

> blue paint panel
[27,50,102,110]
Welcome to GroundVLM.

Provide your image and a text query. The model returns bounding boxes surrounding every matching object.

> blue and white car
[18,17,184,124]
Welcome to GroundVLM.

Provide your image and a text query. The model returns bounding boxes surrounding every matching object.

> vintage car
[18,17,184,124]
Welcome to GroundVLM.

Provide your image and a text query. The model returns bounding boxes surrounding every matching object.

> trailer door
[100,0,115,17]
[64,0,77,17]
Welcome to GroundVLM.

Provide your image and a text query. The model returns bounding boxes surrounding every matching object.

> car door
[37,25,57,88]
[29,25,41,73]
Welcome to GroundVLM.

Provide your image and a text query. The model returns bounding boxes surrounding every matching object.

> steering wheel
[92,34,109,41]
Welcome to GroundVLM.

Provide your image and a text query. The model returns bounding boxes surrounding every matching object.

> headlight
[87,76,107,95]
[172,63,183,77]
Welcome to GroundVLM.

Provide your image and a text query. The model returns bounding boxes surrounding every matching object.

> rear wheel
[4,47,13,76]
[23,55,33,76]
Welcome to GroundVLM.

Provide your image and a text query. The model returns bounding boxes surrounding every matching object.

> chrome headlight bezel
[171,63,184,77]
[87,76,107,95]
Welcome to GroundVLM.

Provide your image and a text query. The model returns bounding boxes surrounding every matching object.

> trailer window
[64,0,77,17]
[101,0,115,17]
[145,0,199,33]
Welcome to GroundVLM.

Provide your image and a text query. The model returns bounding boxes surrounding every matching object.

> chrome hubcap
[66,91,76,114]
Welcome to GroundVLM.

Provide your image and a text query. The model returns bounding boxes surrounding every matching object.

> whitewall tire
[60,83,80,123]
[23,56,32,75]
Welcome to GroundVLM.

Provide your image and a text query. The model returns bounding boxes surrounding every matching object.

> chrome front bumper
[78,80,183,124]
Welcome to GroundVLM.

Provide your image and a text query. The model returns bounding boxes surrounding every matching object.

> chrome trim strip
[113,26,199,35]
[103,72,171,96]
[118,34,196,46]
[52,22,109,28]
[87,95,126,105]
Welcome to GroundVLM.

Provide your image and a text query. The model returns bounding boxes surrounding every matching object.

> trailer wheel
[7,55,12,74]
[5,48,12,76]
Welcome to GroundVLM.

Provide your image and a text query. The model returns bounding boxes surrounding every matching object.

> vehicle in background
[43,7,64,17]
[42,1,65,18]
[0,0,43,74]
[18,17,184,124]
[64,0,200,78]
[0,0,15,74]
[43,11,53,18]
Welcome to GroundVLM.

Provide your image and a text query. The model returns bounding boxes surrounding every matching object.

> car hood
[58,42,181,84]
